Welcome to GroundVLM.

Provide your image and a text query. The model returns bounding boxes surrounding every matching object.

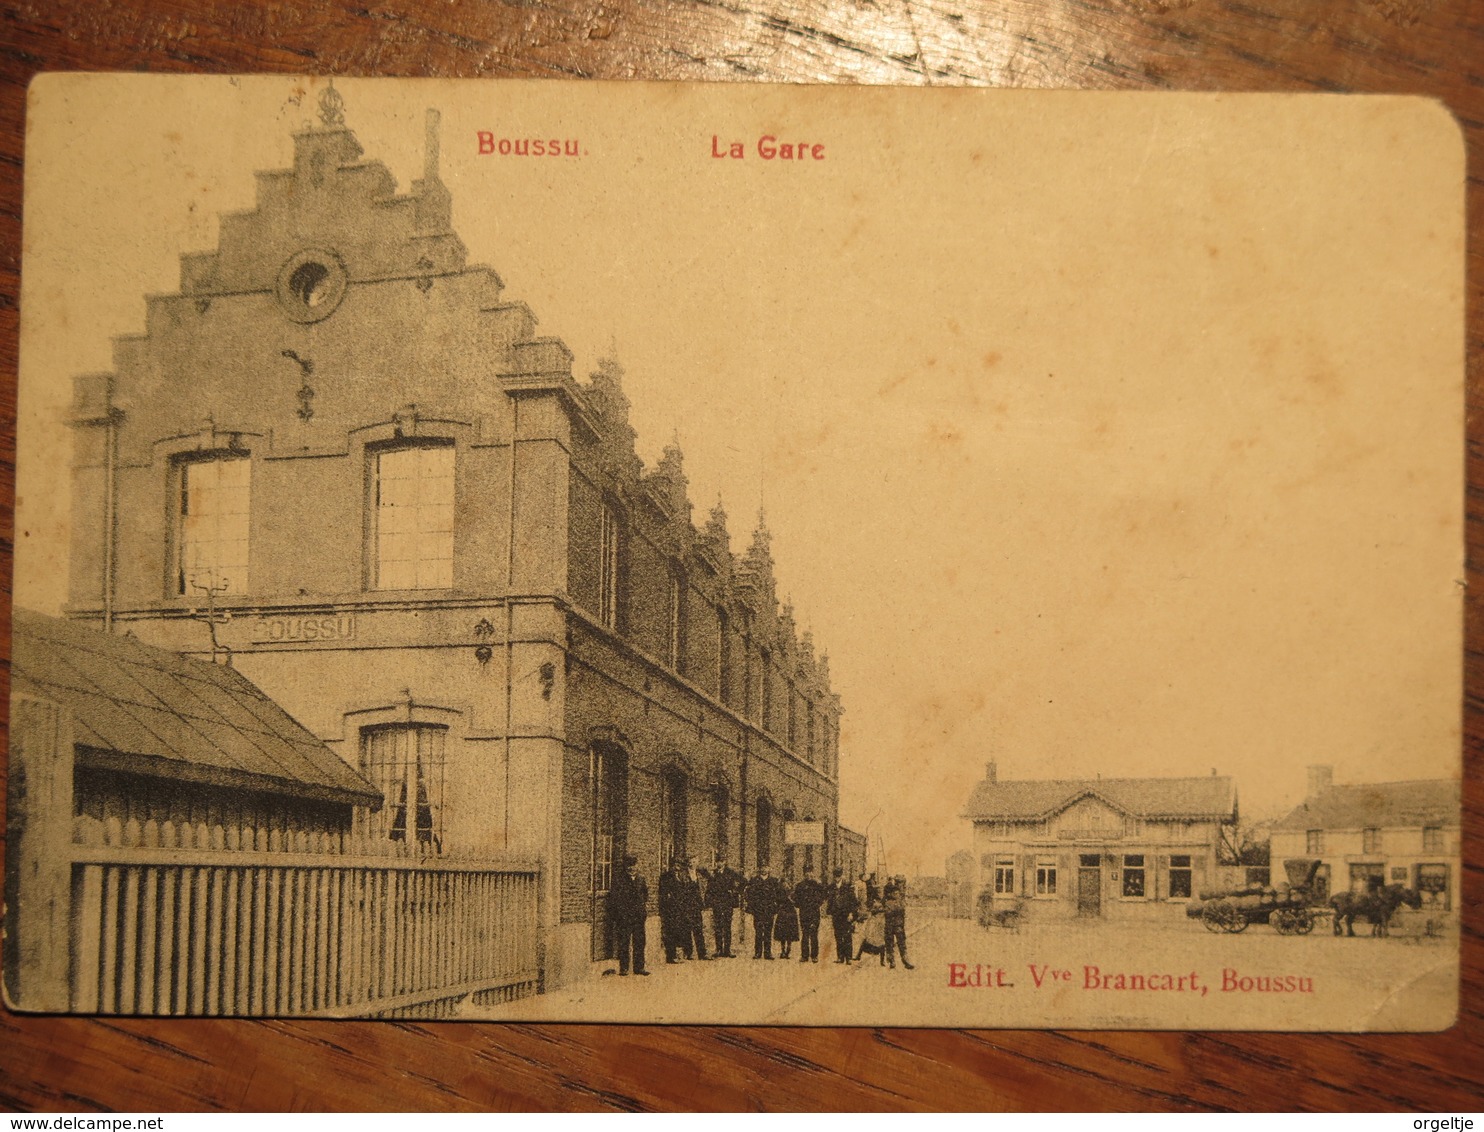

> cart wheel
[1272,910,1294,935]
[1201,905,1226,933]
[1293,909,1315,935]
[1223,907,1249,933]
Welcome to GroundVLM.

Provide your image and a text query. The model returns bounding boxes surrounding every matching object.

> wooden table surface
[1,0,1480,1113]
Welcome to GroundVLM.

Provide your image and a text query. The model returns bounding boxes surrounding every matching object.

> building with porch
[1269,765,1460,911]
[60,90,843,989]
[960,762,1237,920]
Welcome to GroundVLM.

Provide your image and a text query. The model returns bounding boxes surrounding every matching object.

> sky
[17,78,1464,873]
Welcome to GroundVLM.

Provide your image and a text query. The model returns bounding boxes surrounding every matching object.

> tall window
[592,743,628,960]
[760,649,773,733]
[787,681,797,748]
[177,454,251,596]
[717,608,731,704]
[361,724,447,851]
[755,797,773,871]
[661,769,688,870]
[713,785,730,865]
[1306,829,1324,854]
[1362,827,1382,853]
[1168,854,1192,899]
[598,501,620,628]
[373,443,454,590]
[667,569,685,674]
[592,745,627,900]
[993,858,1016,895]
[806,703,816,765]
[1423,824,1443,852]
[742,641,754,718]
[1122,854,1146,898]
[1035,859,1057,896]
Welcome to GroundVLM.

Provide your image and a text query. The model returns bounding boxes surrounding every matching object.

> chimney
[424,108,441,183]
[1306,765,1333,798]
[985,760,997,783]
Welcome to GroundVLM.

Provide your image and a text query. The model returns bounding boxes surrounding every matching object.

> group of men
[603,854,913,976]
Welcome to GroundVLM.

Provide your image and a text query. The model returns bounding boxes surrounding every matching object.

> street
[472,908,1458,1029]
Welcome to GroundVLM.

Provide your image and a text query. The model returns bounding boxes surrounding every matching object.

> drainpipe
[739,738,749,953]
[102,408,119,632]
[504,397,520,848]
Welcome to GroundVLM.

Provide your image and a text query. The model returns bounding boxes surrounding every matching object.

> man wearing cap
[606,854,650,976]
[679,855,710,961]
[792,865,828,963]
[882,875,915,970]
[707,857,743,958]
[660,855,709,962]
[744,866,786,959]
[827,867,860,963]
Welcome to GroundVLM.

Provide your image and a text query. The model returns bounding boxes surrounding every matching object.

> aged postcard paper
[7,76,1462,1028]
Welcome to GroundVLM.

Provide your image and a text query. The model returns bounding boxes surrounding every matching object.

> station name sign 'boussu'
[255,614,357,643]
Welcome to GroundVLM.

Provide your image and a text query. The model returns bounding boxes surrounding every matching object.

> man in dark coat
[744,866,785,959]
[827,867,859,963]
[679,856,709,960]
[708,858,743,957]
[792,866,828,963]
[883,875,914,970]
[606,855,650,976]
[659,856,707,962]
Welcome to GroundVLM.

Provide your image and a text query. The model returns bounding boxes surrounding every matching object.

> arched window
[661,767,689,870]
[370,441,454,590]
[175,452,251,597]
[360,724,447,852]
[591,741,630,961]
[755,796,773,872]
[711,782,730,866]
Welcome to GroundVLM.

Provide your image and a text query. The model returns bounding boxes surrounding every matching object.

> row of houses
[951,761,1460,920]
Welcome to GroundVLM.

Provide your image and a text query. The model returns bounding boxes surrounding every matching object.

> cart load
[1185,859,1325,935]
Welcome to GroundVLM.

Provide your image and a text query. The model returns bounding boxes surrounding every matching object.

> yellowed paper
[7,76,1463,1028]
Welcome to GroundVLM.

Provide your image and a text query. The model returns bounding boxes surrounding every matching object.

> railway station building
[62,94,844,987]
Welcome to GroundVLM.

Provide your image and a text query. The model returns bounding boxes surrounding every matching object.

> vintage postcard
[6,76,1463,1028]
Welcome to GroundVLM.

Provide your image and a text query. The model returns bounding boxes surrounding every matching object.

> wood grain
[1,0,1480,1112]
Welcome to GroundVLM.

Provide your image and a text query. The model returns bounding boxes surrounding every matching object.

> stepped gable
[698,500,733,579]
[735,511,777,620]
[178,108,468,299]
[72,89,578,445]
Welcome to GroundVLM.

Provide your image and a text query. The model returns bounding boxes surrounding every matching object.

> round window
[276,249,348,322]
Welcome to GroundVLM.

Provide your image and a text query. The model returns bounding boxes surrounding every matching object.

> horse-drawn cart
[1186,858,1327,936]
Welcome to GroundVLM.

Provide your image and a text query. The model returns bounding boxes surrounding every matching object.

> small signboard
[784,821,825,846]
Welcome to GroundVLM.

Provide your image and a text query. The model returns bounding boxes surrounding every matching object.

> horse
[1330,885,1422,937]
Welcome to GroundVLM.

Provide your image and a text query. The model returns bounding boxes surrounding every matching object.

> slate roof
[11,609,380,806]
[1271,780,1459,832]
[961,775,1236,822]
